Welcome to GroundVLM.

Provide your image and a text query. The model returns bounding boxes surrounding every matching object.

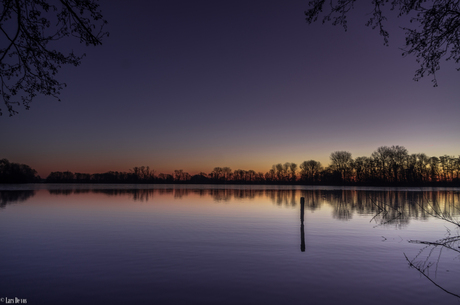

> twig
[404,253,460,299]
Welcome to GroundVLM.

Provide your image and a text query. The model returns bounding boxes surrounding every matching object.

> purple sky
[1,0,459,178]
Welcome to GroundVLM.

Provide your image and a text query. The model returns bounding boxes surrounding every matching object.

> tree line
[1,146,459,185]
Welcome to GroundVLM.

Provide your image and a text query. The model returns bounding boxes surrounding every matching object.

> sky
[1,0,459,178]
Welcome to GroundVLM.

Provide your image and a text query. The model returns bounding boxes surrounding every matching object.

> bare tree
[289,163,298,182]
[428,156,440,182]
[0,0,108,116]
[222,167,232,181]
[352,157,368,182]
[274,163,284,181]
[247,169,256,182]
[390,145,408,182]
[211,167,223,181]
[330,151,353,182]
[300,160,323,183]
[174,169,184,181]
[415,153,429,182]
[372,146,393,182]
[305,0,460,86]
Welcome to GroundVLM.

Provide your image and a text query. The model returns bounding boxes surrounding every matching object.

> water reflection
[2,187,459,227]
[0,190,35,208]
[405,234,460,299]
[1,185,460,304]
[403,203,460,300]
[300,197,305,252]
[47,188,460,227]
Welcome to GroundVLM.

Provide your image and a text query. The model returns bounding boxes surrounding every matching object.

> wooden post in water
[300,197,305,252]
[300,197,305,223]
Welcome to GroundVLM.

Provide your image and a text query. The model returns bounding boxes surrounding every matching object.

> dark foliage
[0,158,39,183]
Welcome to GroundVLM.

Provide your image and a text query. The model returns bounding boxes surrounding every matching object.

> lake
[1,184,459,305]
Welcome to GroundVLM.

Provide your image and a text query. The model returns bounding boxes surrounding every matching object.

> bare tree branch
[0,0,108,116]
[305,0,460,86]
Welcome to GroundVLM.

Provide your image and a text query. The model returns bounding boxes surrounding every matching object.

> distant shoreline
[1,180,459,188]
[2,146,460,186]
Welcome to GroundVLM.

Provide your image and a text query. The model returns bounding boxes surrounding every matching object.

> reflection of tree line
[2,188,458,225]
[303,190,460,227]
[0,190,36,208]
[2,187,458,298]
[47,188,296,203]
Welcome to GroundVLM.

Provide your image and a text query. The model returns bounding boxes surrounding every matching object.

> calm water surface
[1,184,459,305]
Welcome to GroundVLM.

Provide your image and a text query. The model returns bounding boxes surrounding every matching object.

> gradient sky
[1,0,459,178]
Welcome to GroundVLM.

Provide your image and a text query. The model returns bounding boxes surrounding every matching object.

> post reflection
[300,197,305,252]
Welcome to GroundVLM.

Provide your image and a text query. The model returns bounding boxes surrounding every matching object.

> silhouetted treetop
[0,0,108,116]
[0,158,39,183]
[305,0,460,86]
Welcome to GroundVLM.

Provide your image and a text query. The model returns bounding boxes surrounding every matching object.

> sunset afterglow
[1,0,458,179]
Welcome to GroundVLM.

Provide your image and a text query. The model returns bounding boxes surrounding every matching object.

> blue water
[1,185,459,305]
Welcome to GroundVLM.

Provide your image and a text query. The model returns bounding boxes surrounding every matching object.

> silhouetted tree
[352,157,368,183]
[157,173,173,183]
[320,167,342,184]
[265,168,275,182]
[190,173,209,183]
[455,156,460,181]
[440,155,455,182]
[174,169,184,181]
[305,0,460,86]
[219,167,230,181]
[255,172,265,183]
[46,170,74,182]
[300,160,323,183]
[390,145,408,183]
[211,167,223,181]
[12,144,457,186]
[172,170,191,182]
[75,172,91,182]
[288,163,298,182]
[372,146,393,182]
[274,163,284,181]
[130,167,141,181]
[329,151,353,182]
[0,158,38,183]
[428,156,440,182]
[415,153,429,183]
[234,169,248,182]
[0,0,108,116]
[247,169,256,182]
[282,163,292,182]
